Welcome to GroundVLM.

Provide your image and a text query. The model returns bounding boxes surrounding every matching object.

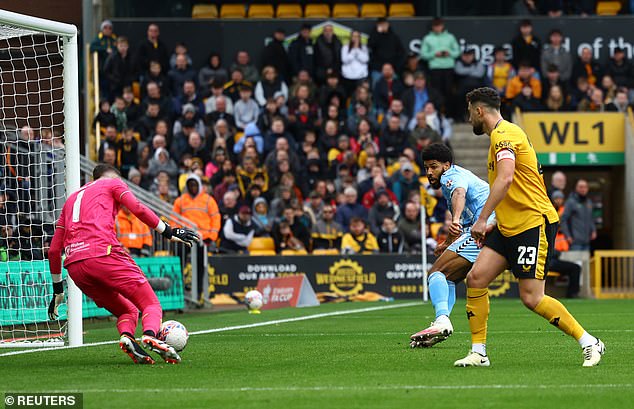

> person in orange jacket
[116,205,153,257]
[172,173,221,302]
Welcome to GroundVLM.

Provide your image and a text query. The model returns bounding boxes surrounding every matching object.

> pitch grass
[2,299,634,409]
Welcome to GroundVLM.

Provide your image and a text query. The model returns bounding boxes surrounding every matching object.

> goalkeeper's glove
[48,281,65,321]
[161,224,200,247]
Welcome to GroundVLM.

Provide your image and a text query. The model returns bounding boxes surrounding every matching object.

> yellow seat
[389,3,415,17]
[281,249,308,255]
[249,250,277,256]
[192,4,218,19]
[153,250,170,257]
[596,1,621,15]
[430,222,443,239]
[248,237,275,252]
[361,3,386,18]
[248,4,274,18]
[332,3,359,18]
[220,4,246,18]
[277,4,303,18]
[312,248,339,255]
[304,4,330,18]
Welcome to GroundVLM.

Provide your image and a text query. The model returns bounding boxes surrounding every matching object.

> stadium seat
[191,4,218,19]
[360,3,387,18]
[596,1,621,15]
[220,4,246,18]
[249,249,277,256]
[248,4,274,18]
[430,222,444,239]
[281,249,308,255]
[388,3,415,17]
[248,237,275,253]
[332,3,359,18]
[312,248,340,255]
[276,4,303,18]
[304,4,331,18]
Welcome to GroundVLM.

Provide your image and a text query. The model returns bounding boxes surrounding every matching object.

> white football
[245,290,263,310]
[158,320,189,352]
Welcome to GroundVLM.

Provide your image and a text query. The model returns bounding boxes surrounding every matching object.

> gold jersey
[487,120,559,236]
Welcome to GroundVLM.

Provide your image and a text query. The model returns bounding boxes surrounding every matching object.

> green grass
[2,299,633,409]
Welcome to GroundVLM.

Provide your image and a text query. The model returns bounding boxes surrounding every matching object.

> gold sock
[466,288,489,344]
[533,295,585,340]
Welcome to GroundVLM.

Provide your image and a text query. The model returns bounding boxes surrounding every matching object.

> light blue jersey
[440,165,489,230]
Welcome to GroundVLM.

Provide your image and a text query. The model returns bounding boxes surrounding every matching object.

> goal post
[0,10,82,347]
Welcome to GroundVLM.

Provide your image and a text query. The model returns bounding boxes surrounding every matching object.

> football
[158,320,189,352]
[244,290,263,310]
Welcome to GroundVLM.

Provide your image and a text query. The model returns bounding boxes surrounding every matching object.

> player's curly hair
[466,87,501,110]
[93,163,121,180]
[421,143,454,164]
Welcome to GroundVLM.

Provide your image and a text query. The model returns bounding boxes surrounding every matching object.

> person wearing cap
[261,28,290,82]
[233,85,259,131]
[511,19,541,70]
[255,66,289,108]
[604,47,634,88]
[173,103,206,137]
[368,17,405,88]
[90,20,117,98]
[219,205,255,254]
[288,24,315,78]
[541,29,572,83]
[314,24,343,85]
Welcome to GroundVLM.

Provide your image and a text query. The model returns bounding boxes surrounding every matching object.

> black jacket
[511,34,541,69]
[604,58,634,88]
[288,37,315,76]
[377,229,405,254]
[367,27,405,72]
[314,34,342,76]
[103,51,134,96]
[373,77,405,111]
[261,39,290,81]
[134,39,169,76]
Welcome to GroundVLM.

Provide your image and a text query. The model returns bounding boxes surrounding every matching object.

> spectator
[549,189,581,299]
[402,71,442,123]
[94,100,117,130]
[419,17,460,111]
[601,74,618,103]
[549,170,567,199]
[569,76,591,110]
[614,87,632,112]
[140,60,171,99]
[142,82,171,119]
[318,70,346,113]
[314,24,342,85]
[172,174,222,300]
[560,179,596,251]
[90,19,117,65]
[116,205,152,257]
[117,128,138,178]
[205,80,234,114]
[571,46,602,87]
[368,18,405,87]
[147,147,178,182]
[205,96,236,129]
[380,99,409,132]
[255,66,289,107]
[311,204,343,250]
[505,61,542,101]
[513,84,545,111]
[409,111,442,155]
[423,102,452,143]
[333,187,365,230]
[541,29,573,83]
[103,36,133,99]
[110,96,128,132]
[454,49,486,115]
[98,125,118,162]
[398,201,422,253]
[577,87,617,112]
[373,63,405,114]
[288,24,315,78]
[341,30,369,96]
[261,28,290,81]
[123,86,143,126]
[103,147,118,168]
[169,42,192,70]
[392,162,420,208]
[487,46,515,96]
[183,131,209,164]
[379,116,408,161]
[220,205,255,253]
[511,19,541,70]
[604,47,634,89]
[173,103,205,137]
[273,206,311,252]
[544,85,571,112]
[236,154,269,198]
[168,54,197,97]
[231,51,259,84]
[264,117,296,155]
[233,85,259,131]
[368,189,400,235]
[541,64,569,104]
[134,23,169,76]
[220,190,240,221]
[198,53,228,96]
[377,216,405,254]
[251,197,273,236]
[172,80,205,121]
[341,217,379,254]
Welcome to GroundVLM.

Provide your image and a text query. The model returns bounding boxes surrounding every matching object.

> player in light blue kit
[410,143,493,348]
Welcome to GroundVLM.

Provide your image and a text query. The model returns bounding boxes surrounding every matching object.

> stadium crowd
[63,16,634,258]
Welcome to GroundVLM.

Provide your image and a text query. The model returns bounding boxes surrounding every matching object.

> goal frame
[0,9,82,347]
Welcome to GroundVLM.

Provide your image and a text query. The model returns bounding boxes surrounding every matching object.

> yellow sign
[522,112,624,153]
[315,259,376,297]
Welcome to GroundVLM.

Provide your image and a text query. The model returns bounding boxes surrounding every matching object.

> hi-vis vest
[116,210,152,250]
[172,192,221,241]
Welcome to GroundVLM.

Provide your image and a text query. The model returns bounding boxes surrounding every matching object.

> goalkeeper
[47,164,199,364]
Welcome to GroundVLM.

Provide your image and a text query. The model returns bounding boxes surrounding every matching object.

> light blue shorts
[447,231,480,264]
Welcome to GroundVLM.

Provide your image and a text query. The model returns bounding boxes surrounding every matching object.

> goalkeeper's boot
[409,316,453,348]
[141,335,181,364]
[119,334,155,365]
[582,339,605,367]
[454,351,490,367]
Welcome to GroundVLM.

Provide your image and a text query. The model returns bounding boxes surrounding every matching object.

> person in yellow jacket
[116,205,153,257]
[172,173,221,302]
[341,217,379,255]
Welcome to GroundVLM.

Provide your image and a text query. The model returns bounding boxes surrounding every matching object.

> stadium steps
[450,123,490,180]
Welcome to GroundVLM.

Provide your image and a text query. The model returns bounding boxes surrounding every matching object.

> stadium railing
[592,250,634,299]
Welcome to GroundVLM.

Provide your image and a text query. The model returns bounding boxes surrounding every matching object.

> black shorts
[484,218,558,280]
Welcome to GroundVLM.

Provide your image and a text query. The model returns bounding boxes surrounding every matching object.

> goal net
[0,10,81,347]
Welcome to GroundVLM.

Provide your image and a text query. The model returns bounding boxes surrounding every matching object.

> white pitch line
[20,383,634,394]
[0,302,419,358]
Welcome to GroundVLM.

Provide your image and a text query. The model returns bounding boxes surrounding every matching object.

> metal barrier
[592,250,634,299]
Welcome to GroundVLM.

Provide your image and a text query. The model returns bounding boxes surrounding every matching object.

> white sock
[578,331,598,348]
[472,343,486,356]
[435,314,450,325]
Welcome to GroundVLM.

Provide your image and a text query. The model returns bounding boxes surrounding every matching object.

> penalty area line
[0,302,419,358]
